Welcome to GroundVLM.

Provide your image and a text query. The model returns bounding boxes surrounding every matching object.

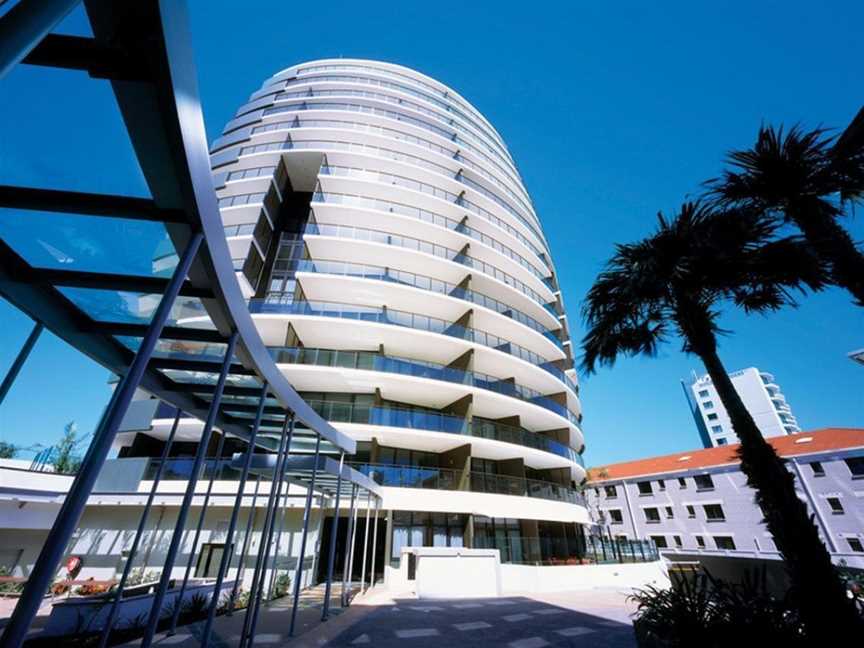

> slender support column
[2,233,203,648]
[97,412,181,648]
[263,420,296,601]
[308,498,326,595]
[140,325,236,648]
[228,476,261,616]
[345,489,361,605]
[0,0,81,80]
[321,453,344,621]
[340,485,358,607]
[369,498,380,590]
[0,321,42,407]
[360,492,372,593]
[288,436,322,637]
[264,437,295,599]
[168,431,227,633]
[199,385,268,648]
[240,416,293,647]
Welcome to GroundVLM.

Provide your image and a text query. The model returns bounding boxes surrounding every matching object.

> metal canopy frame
[0,1,375,645]
[246,453,383,499]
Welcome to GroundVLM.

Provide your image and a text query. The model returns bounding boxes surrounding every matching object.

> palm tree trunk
[791,201,864,306]
[698,341,859,637]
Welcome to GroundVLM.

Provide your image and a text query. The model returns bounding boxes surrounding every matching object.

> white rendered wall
[499,560,670,593]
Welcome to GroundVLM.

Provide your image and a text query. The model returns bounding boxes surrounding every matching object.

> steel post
[288,436,321,636]
[240,416,293,647]
[321,453,344,621]
[340,485,357,607]
[140,324,235,648]
[344,487,361,606]
[0,321,43,407]
[97,411,181,648]
[262,419,296,602]
[360,492,371,592]
[168,430,227,634]
[369,498,380,591]
[199,385,268,648]
[228,476,261,616]
[2,232,203,648]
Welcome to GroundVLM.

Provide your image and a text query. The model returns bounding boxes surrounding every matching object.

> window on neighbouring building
[695,474,715,491]
[848,538,864,553]
[658,479,666,491]
[609,509,623,524]
[845,457,864,478]
[644,507,661,523]
[707,413,719,421]
[678,477,687,489]
[704,504,726,521]
[716,438,728,446]
[665,506,674,519]
[714,536,736,550]
[637,481,653,495]
[810,461,825,476]
[702,401,714,410]
[698,390,710,398]
[711,425,723,434]
[695,535,706,548]
[674,535,682,548]
[686,505,696,518]
[604,485,617,499]
[650,535,668,549]
[827,497,844,514]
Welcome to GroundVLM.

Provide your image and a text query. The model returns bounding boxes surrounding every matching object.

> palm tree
[581,203,859,638]
[706,117,864,305]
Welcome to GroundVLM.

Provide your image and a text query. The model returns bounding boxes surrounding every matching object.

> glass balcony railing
[313,166,550,283]
[292,256,561,347]
[472,534,660,566]
[265,92,524,205]
[250,297,576,392]
[259,96,534,218]
[311,191,550,284]
[236,131,549,262]
[349,462,586,506]
[286,68,516,167]
[268,346,578,422]
[303,399,584,466]
[315,159,541,253]
[252,298,578,401]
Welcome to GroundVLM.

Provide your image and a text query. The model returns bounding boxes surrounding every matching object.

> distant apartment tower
[684,367,800,448]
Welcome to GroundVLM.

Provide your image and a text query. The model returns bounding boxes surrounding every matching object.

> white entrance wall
[386,546,670,597]
[499,560,670,593]
[414,547,501,598]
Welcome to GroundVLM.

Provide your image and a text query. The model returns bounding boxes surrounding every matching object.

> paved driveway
[325,592,638,648]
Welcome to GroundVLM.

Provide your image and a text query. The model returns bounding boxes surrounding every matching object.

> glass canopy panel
[159,369,263,388]
[0,211,177,276]
[57,288,209,326]
[115,336,230,363]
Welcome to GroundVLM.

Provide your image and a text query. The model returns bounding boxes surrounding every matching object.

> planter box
[43,580,231,637]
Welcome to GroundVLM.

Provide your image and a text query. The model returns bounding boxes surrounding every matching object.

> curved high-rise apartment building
[209,59,588,574]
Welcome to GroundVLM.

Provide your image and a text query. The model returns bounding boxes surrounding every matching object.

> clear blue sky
[0,1,861,465]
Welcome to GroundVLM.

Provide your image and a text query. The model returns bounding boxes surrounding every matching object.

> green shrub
[630,569,807,646]
[272,571,291,599]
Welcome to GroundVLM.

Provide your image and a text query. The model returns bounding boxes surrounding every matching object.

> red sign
[65,556,81,575]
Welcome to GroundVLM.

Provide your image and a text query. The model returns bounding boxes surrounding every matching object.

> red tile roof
[588,428,864,482]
